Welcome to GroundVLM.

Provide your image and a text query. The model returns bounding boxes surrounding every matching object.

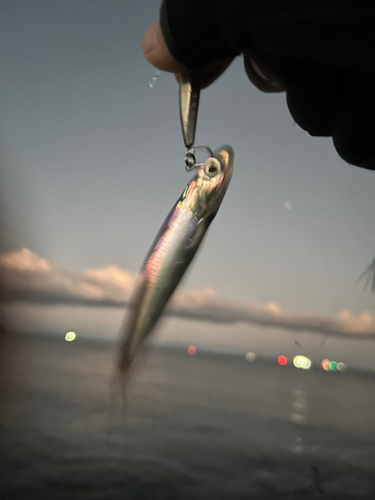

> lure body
[118,146,233,377]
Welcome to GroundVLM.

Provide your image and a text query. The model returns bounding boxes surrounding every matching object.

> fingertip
[142,22,159,58]
[142,21,186,73]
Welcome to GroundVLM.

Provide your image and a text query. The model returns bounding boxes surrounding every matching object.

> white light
[293,355,302,368]
[246,352,257,362]
[301,358,312,370]
[293,355,311,370]
[337,362,346,371]
[65,331,76,342]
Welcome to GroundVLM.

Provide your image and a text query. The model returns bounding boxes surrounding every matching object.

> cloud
[1,248,375,339]
[0,248,133,307]
[170,291,375,339]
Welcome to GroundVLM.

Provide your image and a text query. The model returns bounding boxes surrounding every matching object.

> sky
[1,0,375,369]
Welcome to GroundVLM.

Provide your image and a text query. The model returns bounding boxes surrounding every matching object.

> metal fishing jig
[179,73,214,171]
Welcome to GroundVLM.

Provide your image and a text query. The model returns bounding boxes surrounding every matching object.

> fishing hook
[184,145,215,171]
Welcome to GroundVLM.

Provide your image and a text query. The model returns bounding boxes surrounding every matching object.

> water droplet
[285,201,293,210]
[147,70,160,88]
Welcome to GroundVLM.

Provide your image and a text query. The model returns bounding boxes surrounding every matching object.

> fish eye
[204,158,221,177]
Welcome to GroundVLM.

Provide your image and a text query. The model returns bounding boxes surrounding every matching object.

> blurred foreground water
[1,332,375,499]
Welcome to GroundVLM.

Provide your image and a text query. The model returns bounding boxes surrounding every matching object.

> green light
[329,361,338,371]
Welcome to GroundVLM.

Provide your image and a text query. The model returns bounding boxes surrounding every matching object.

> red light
[187,345,196,356]
[278,355,287,366]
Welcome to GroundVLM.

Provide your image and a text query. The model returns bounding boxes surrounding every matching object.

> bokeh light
[245,352,257,362]
[65,331,76,342]
[337,362,346,371]
[329,361,338,371]
[293,356,301,368]
[187,345,197,356]
[278,355,288,366]
[301,358,312,370]
[321,359,330,371]
[293,355,312,370]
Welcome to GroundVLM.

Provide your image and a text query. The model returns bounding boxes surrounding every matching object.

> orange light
[278,355,287,366]
[187,345,196,356]
[321,359,330,371]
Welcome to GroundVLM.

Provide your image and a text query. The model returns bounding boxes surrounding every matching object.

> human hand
[142,1,375,171]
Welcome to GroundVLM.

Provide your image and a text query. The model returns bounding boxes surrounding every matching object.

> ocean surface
[1,333,375,499]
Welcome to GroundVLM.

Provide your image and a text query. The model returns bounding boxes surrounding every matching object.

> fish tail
[118,350,134,398]
[118,352,135,418]
[108,346,134,418]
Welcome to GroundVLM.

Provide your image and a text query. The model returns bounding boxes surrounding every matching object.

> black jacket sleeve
[160,0,375,77]
[160,0,375,170]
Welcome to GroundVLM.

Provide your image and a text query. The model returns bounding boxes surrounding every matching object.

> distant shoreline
[3,329,375,379]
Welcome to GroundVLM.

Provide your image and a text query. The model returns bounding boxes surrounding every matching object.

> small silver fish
[117,146,234,384]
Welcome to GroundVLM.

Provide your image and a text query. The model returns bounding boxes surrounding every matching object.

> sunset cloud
[1,248,375,339]
[0,248,133,307]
